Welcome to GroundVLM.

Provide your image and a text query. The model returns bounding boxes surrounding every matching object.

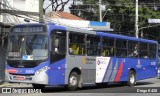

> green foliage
[82,0,98,4]
[70,0,160,40]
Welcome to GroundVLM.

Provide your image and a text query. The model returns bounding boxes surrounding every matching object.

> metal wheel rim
[69,76,77,86]
[130,74,135,84]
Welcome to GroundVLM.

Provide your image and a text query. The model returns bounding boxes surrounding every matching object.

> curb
[0,83,13,87]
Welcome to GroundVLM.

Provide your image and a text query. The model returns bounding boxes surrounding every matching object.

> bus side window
[51,31,66,55]
[69,44,79,55]
[110,47,114,56]
[51,36,60,54]
[149,43,156,59]
[116,39,127,57]
[69,32,85,55]
[101,37,114,57]
[87,35,101,56]
[50,30,66,63]
[139,42,148,58]
[102,49,109,56]
[128,41,139,58]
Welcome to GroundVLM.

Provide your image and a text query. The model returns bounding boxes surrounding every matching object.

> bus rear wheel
[128,70,136,86]
[32,84,45,89]
[67,72,80,91]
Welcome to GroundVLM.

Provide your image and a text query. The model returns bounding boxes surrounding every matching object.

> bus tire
[128,70,136,87]
[32,84,45,89]
[67,72,79,91]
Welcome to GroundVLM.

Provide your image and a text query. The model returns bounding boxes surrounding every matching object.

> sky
[44,0,74,13]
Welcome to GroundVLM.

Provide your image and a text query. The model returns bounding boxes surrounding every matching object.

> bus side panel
[65,55,97,84]
[99,57,118,83]
[135,59,158,80]
[119,58,138,82]
[108,58,128,82]
[117,58,158,82]
[48,58,66,85]
[93,57,128,83]
[100,57,113,82]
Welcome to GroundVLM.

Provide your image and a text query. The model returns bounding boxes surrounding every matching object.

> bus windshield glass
[8,35,48,60]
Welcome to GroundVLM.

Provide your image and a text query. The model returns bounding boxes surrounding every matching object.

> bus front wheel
[32,84,45,89]
[67,72,80,91]
[128,70,136,86]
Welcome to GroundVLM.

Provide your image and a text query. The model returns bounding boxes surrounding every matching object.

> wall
[0,0,39,24]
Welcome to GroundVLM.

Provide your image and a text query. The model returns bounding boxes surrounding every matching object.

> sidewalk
[0,82,32,87]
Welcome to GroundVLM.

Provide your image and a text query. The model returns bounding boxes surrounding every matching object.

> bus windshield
[8,35,48,60]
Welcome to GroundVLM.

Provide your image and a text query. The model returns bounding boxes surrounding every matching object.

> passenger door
[50,30,66,64]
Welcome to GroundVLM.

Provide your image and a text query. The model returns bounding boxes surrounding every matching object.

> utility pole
[39,0,44,22]
[99,0,102,22]
[0,0,1,19]
[135,0,139,38]
[2,0,7,23]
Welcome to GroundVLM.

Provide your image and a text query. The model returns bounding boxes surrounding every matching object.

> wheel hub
[69,76,77,86]
[130,74,135,84]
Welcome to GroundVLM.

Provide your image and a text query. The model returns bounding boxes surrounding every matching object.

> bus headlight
[35,66,48,76]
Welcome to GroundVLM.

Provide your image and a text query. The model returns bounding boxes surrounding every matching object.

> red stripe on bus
[114,60,124,82]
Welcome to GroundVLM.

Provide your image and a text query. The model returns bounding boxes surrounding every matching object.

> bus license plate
[16,76,25,80]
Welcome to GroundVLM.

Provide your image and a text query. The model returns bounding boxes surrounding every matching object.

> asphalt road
[0,77,160,96]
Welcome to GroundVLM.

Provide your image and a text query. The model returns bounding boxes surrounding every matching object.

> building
[0,0,39,83]
[0,0,39,24]
[45,11,113,32]
[46,11,84,20]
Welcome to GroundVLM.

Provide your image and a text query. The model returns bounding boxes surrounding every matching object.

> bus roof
[13,23,158,44]
[13,23,46,27]
[97,32,157,44]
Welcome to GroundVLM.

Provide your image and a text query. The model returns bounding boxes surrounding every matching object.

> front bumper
[5,71,48,85]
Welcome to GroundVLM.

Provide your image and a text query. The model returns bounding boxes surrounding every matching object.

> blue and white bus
[5,23,158,91]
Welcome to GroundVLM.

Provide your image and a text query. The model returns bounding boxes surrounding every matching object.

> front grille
[7,60,44,68]
[9,73,34,76]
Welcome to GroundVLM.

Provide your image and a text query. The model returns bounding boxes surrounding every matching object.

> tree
[69,0,160,40]
[50,0,71,11]
[69,0,99,20]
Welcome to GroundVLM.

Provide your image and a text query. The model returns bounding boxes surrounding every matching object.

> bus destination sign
[12,26,46,33]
